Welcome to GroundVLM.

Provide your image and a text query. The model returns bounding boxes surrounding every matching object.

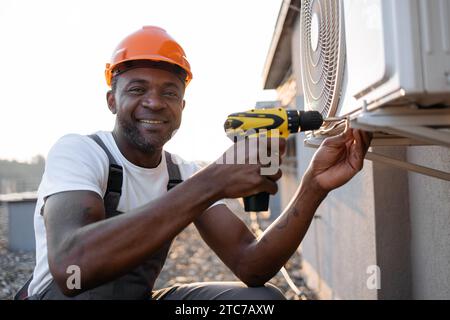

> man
[26,26,371,300]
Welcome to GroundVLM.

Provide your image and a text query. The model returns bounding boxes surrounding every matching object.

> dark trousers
[152,282,286,300]
[25,281,286,300]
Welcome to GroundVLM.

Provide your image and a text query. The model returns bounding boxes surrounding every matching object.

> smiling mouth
[138,120,167,124]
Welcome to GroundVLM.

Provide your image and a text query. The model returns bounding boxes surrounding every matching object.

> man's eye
[128,87,145,94]
[163,91,178,98]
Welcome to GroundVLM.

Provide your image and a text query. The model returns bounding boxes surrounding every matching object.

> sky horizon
[0,0,282,163]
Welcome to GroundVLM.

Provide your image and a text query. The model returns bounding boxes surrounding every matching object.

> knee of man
[249,283,286,300]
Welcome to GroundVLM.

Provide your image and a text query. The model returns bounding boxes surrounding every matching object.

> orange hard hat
[105,26,192,87]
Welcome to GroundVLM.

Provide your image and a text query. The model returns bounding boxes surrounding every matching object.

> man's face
[108,67,185,153]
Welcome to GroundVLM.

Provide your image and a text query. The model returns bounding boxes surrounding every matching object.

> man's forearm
[241,175,327,285]
[59,170,220,294]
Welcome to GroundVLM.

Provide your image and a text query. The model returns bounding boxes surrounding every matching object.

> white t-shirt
[28,131,222,296]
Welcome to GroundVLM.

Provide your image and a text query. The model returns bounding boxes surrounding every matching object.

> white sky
[0,0,282,162]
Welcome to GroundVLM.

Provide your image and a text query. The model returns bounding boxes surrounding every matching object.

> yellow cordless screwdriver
[224,107,325,212]
[224,108,325,138]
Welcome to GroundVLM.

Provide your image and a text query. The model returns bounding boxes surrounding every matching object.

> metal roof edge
[262,0,301,90]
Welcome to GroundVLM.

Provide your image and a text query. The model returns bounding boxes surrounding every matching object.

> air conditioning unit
[300,0,450,147]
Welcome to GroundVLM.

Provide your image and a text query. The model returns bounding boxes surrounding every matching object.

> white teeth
[139,120,164,124]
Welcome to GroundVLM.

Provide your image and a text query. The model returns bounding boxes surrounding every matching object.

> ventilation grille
[300,0,346,118]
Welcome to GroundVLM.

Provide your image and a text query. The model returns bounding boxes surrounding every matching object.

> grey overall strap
[164,151,183,190]
[88,134,123,215]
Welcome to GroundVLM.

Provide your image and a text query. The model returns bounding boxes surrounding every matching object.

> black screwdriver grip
[243,192,270,212]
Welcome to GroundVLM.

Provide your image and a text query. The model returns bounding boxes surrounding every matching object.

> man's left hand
[304,128,372,194]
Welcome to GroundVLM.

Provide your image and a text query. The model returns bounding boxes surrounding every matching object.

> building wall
[276,18,450,299]
[407,146,450,299]
[372,147,412,299]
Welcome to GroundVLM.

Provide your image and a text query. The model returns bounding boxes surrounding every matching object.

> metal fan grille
[300,0,345,118]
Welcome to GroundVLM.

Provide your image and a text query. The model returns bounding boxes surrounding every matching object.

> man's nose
[141,94,165,110]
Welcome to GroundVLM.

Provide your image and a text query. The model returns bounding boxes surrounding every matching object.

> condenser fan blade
[300,0,346,119]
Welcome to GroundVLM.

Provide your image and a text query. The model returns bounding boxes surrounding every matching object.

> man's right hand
[201,137,286,200]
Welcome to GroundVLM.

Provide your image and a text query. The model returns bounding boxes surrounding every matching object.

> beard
[117,117,157,154]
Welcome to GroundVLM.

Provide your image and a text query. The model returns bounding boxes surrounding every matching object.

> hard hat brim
[105,55,192,87]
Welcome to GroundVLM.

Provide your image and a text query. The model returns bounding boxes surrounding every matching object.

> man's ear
[182,99,186,111]
[106,90,117,114]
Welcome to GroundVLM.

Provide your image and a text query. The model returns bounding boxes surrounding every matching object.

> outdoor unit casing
[300,0,450,119]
